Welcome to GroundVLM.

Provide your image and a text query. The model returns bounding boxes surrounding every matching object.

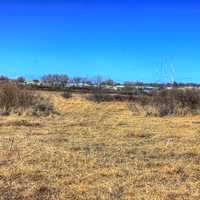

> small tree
[73,77,82,87]
[81,77,90,86]
[16,76,26,83]
[123,81,137,94]
[124,81,135,88]
[102,79,114,86]
[173,81,178,88]
[0,76,9,82]
[59,75,69,87]
[93,75,103,89]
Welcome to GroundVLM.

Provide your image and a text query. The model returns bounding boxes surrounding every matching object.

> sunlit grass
[1,92,200,199]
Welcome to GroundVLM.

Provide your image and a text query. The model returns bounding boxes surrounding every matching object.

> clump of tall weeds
[0,83,54,116]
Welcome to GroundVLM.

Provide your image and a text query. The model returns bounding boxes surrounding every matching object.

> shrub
[136,89,200,117]
[87,91,137,103]
[87,92,114,103]
[61,91,72,99]
[0,83,55,116]
[0,83,34,114]
[135,94,151,106]
[152,89,200,116]
[31,96,55,116]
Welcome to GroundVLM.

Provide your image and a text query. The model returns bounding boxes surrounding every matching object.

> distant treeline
[1,74,200,98]
[1,74,200,88]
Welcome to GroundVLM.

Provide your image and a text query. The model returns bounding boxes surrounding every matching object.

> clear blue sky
[0,0,200,82]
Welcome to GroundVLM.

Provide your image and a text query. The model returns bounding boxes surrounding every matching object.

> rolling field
[1,92,200,199]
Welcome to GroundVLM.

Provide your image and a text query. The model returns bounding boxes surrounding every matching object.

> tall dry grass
[1,93,200,199]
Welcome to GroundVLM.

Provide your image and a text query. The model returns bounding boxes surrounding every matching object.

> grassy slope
[1,92,200,199]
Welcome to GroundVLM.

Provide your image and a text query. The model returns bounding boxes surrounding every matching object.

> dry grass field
[1,92,200,199]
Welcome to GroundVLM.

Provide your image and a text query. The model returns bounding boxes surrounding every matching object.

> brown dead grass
[1,92,200,199]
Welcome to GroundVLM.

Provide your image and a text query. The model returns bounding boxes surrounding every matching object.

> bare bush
[72,77,83,87]
[61,91,72,99]
[31,96,54,116]
[136,89,200,116]
[87,92,114,103]
[0,83,54,116]
[0,83,34,114]
[87,92,136,103]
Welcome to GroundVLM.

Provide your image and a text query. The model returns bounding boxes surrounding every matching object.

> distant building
[113,85,125,91]
[143,86,159,93]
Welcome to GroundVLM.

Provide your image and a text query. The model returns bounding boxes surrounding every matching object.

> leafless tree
[0,76,9,82]
[16,76,26,83]
[73,77,82,87]
[41,74,69,87]
[102,79,114,86]
[81,77,89,86]
[124,81,135,88]
[93,75,103,88]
